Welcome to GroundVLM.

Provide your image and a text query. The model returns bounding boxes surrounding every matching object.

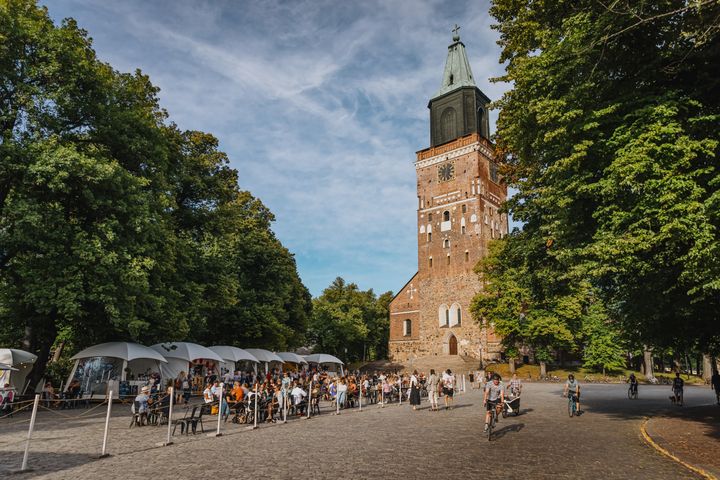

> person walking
[427,369,439,411]
[711,369,720,405]
[442,369,455,410]
[409,370,421,410]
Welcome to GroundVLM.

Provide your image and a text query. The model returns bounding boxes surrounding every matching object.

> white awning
[275,352,308,364]
[70,342,167,363]
[150,342,223,362]
[208,346,259,364]
[245,348,284,364]
[304,353,344,365]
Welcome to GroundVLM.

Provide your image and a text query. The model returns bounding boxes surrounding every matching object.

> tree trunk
[51,340,65,362]
[702,354,713,382]
[23,311,58,393]
[508,358,515,374]
[539,361,547,378]
[642,349,655,380]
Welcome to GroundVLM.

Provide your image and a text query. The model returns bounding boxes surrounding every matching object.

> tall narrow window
[465,251,469,262]
[428,213,433,221]
[445,308,450,326]
[403,319,412,336]
[428,232,432,242]
[461,225,466,235]
[462,204,467,213]
[490,161,499,183]
[443,211,450,222]
[429,257,433,268]
[457,308,462,326]
[446,254,451,265]
[443,239,450,248]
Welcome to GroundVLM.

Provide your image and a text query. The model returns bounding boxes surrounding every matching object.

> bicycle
[567,393,578,417]
[485,400,501,441]
[627,385,638,400]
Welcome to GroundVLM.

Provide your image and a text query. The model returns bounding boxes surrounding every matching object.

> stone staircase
[402,354,482,375]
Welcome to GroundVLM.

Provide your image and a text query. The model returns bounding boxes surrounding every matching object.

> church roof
[431,29,476,101]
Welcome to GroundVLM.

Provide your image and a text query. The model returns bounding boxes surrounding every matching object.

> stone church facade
[388,32,508,364]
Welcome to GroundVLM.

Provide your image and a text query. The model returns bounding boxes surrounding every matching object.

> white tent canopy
[245,349,284,364]
[68,342,168,399]
[304,353,344,365]
[275,352,308,365]
[150,342,223,362]
[0,348,37,393]
[71,342,167,363]
[150,342,223,380]
[208,346,259,364]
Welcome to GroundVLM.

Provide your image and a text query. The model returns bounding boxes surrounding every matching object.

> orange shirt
[232,386,244,402]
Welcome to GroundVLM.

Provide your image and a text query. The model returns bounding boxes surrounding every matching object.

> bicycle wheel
[627,388,632,399]
[568,398,574,417]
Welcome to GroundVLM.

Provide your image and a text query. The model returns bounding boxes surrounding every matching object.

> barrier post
[252,383,258,429]
[462,375,466,393]
[335,380,340,415]
[164,386,174,446]
[398,378,402,406]
[306,380,312,419]
[20,394,40,471]
[213,383,223,437]
[99,391,113,457]
[358,381,362,412]
[282,390,287,424]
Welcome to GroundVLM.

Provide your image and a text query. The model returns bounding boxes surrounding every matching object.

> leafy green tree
[308,278,391,363]
[0,0,312,387]
[489,0,720,352]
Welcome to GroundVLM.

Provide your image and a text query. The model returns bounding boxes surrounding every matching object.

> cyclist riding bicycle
[563,374,581,415]
[483,373,504,432]
[672,372,684,406]
[628,373,638,395]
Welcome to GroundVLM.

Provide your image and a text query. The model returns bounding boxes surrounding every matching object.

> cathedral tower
[388,28,508,365]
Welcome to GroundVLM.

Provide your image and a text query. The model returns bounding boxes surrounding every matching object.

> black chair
[129,400,148,428]
[172,406,197,435]
[190,404,206,434]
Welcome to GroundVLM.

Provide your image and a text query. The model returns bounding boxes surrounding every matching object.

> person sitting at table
[42,381,57,408]
[133,385,150,425]
[203,383,214,404]
[1,383,14,413]
[231,381,244,404]
[291,382,307,415]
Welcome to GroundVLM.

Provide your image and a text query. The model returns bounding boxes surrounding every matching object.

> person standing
[442,369,455,410]
[409,370,421,410]
[427,369,439,411]
[711,369,720,405]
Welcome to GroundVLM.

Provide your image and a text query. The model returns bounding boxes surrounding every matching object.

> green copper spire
[431,25,476,100]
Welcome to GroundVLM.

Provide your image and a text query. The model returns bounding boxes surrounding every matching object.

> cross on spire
[452,24,461,41]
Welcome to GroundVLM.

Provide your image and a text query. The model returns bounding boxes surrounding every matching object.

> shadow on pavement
[492,422,525,440]
[0,451,100,477]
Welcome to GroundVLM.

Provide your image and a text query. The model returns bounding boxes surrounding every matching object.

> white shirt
[203,387,213,403]
[291,386,306,404]
[410,375,418,386]
[337,383,348,393]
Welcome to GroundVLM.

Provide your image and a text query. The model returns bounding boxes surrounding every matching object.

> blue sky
[48,0,511,297]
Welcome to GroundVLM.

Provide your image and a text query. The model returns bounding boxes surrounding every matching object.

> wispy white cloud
[49,0,510,296]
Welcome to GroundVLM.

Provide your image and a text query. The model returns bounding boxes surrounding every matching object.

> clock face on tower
[438,162,455,182]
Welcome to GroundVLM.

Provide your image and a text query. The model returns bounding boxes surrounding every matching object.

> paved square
[0,383,711,479]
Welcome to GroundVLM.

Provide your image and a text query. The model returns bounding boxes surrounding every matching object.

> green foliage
[308,278,391,363]
[489,0,720,352]
[0,0,311,382]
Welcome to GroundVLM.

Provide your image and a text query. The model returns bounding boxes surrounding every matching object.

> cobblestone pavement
[1,383,715,479]
[645,405,720,478]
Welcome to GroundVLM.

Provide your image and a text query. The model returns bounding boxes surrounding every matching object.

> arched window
[438,304,449,327]
[450,303,462,326]
[443,211,450,222]
[403,319,412,336]
[443,239,450,248]
[440,107,456,142]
